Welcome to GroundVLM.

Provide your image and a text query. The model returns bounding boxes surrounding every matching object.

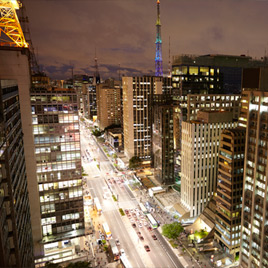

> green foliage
[235,255,239,261]
[119,208,125,216]
[65,261,92,268]
[194,229,208,240]
[80,118,85,122]
[162,222,184,239]
[129,156,142,169]
[101,240,106,245]
[112,195,117,201]
[112,153,117,159]
[103,244,108,251]
[91,128,102,137]
[44,262,62,268]
[96,164,100,169]
[169,240,178,248]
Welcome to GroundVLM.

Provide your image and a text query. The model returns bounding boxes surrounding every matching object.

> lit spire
[155,0,163,76]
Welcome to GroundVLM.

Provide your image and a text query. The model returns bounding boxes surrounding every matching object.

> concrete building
[105,128,123,151]
[239,91,268,268]
[0,79,34,268]
[172,54,268,184]
[214,128,245,258]
[122,76,171,166]
[0,47,42,256]
[181,111,237,217]
[96,78,122,130]
[31,87,85,255]
[186,94,241,121]
[152,94,174,185]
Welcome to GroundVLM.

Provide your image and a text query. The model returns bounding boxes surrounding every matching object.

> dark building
[152,94,174,185]
[239,91,268,268]
[214,128,245,258]
[172,54,268,184]
[0,80,34,267]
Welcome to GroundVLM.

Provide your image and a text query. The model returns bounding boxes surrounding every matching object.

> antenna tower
[94,48,100,78]
[168,36,171,77]
[18,0,40,74]
[155,0,163,77]
[0,0,28,47]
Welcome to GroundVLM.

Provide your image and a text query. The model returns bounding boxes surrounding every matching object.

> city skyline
[23,0,268,79]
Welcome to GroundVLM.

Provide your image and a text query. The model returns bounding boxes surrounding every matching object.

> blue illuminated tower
[155,0,163,76]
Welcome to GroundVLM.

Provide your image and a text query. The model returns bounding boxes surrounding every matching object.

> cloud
[23,0,268,79]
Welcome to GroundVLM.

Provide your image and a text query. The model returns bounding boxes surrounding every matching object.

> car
[120,248,125,255]
[139,236,144,241]
[148,226,153,231]
[127,214,132,218]
[125,209,129,214]
[132,223,136,228]
[152,235,157,240]
[143,222,148,226]
[137,231,141,236]
[144,245,150,252]
[130,218,135,223]
[138,223,143,228]
[115,238,120,246]
[130,209,134,213]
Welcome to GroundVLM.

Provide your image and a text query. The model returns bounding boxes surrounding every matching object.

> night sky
[23,0,268,80]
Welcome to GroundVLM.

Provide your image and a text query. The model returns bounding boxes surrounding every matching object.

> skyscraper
[239,90,268,268]
[0,79,34,268]
[96,78,122,130]
[181,111,237,217]
[31,87,85,255]
[155,0,163,77]
[214,128,245,258]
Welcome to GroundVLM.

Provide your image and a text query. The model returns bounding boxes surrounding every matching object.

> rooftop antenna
[168,36,171,77]
[118,63,121,81]
[94,47,100,83]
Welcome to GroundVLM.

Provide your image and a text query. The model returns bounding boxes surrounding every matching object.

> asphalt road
[80,123,185,268]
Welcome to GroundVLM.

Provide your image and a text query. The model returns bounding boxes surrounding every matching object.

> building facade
[239,91,268,268]
[123,76,171,166]
[31,88,85,254]
[152,94,174,184]
[0,80,34,267]
[214,128,245,258]
[186,94,241,121]
[96,78,122,130]
[181,111,237,217]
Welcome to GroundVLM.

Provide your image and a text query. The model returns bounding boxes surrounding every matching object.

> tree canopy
[162,222,184,239]
[129,156,142,169]
[45,261,92,268]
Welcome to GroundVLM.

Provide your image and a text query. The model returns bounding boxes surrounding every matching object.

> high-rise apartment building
[96,78,122,130]
[0,80,34,267]
[152,94,174,184]
[123,76,171,165]
[214,128,245,258]
[239,90,268,268]
[172,54,268,183]
[181,111,237,217]
[31,88,85,253]
[186,94,241,121]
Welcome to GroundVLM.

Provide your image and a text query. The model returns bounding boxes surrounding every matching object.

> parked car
[120,248,125,255]
[139,236,144,241]
[132,223,136,228]
[115,238,120,246]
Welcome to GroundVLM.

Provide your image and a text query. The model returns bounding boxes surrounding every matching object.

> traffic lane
[104,210,145,268]
[154,229,185,268]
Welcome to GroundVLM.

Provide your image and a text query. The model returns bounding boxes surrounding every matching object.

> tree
[44,262,62,268]
[162,222,184,239]
[66,261,92,268]
[129,156,142,169]
[91,128,102,137]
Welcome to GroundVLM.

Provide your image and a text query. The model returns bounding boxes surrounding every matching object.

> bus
[139,203,148,214]
[120,255,132,268]
[109,238,120,260]
[102,222,112,240]
[93,197,102,215]
[146,213,158,229]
